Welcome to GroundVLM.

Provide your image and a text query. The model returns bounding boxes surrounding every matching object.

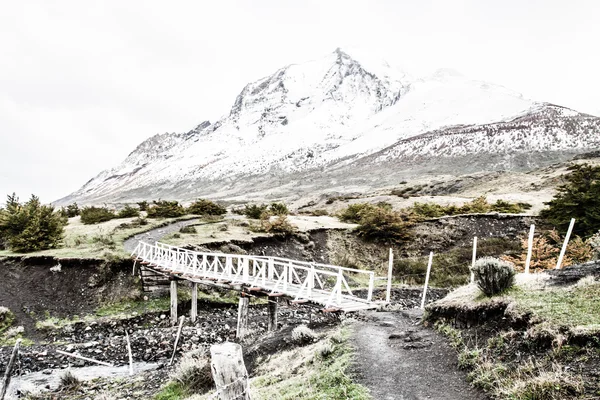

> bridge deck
[132,241,382,312]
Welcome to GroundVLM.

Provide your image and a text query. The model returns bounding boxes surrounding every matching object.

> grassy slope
[430,273,600,399]
[0,215,197,259]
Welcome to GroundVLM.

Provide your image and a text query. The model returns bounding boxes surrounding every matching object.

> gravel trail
[351,310,488,400]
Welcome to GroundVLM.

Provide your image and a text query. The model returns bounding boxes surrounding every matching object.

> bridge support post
[191,282,198,323]
[268,298,278,332]
[170,279,178,326]
[236,295,249,339]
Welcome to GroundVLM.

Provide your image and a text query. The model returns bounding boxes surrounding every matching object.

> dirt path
[351,310,487,400]
[123,218,200,253]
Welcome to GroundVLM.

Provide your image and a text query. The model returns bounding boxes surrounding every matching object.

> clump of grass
[472,257,515,296]
[291,325,317,345]
[59,370,81,390]
[171,349,213,394]
[0,306,15,335]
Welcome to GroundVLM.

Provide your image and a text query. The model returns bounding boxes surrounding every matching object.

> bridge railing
[132,241,377,309]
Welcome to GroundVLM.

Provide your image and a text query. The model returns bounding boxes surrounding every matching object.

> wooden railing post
[268,258,274,280]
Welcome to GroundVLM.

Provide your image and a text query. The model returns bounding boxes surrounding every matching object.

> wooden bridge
[131,241,384,317]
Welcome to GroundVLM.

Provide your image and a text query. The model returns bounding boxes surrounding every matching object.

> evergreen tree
[540,163,600,239]
[0,193,66,252]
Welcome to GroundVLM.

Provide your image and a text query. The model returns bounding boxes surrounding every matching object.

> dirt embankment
[0,257,136,336]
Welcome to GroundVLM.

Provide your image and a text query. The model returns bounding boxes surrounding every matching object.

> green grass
[154,382,188,400]
[509,281,600,328]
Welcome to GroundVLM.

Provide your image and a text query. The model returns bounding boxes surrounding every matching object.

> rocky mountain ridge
[57,49,600,205]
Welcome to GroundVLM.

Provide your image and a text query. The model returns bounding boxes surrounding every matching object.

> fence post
[525,224,535,274]
[170,279,178,326]
[0,339,21,400]
[386,248,393,303]
[470,237,477,283]
[210,342,251,400]
[420,252,434,309]
[191,282,198,323]
[367,272,374,302]
[556,218,576,269]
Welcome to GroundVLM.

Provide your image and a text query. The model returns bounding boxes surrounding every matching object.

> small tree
[242,204,268,219]
[540,163,600,239]
[137,201,149,211]
[187,199,227,216]
[0,193,66,252]
[472,257,515,296]
[80,206,116,224]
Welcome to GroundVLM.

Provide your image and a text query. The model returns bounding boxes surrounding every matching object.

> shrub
[137,201,149,211]
[60,202,80,218]
[0,307,15,335]
[309,209,329,216]
[337,203,377,223]
[117,204,140,218]
[354,207,413,244]
[0,193,66,252]
[147,200,186,218]
[316,341,335,359]
[262,216,297,235]
[242,204,268,219]
[172,349,213,394]
[540,163,600,239]
[472,257,515,296]
[503,229,593,272]
[269,202,289,216]
[180,225,197,234]
[80,206,115,224]
[291,325,317,344]
[410,202,449,218]
[187,199,227,216]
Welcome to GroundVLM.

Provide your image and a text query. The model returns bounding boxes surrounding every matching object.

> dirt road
[351,310,487,400]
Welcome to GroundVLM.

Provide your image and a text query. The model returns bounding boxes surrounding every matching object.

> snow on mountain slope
[59,49,600,204]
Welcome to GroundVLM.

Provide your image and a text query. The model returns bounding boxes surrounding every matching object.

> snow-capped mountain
[58,49,600,204]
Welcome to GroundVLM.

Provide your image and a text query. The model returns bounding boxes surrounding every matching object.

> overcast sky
[1,0,599,204]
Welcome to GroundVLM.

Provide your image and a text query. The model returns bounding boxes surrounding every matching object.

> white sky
[1,0,599,203]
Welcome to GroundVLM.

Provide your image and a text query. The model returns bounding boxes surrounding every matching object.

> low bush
[147,200,186,218]
[242,204,269,219]
[59,370,81,390]
[180,225,197,234]
[354,207,413,244]
[60,202,80,218]
[407,197,532,220]
[262,216,297,235]
[117,205,140,218]
[187,199,227,216]
[137,201,149,211]
[472,257,515,296]
[337,203,377,223]
[0,306,15,335]
[269,202,289,216]
[309,209,329,216]
[80,206,116,224]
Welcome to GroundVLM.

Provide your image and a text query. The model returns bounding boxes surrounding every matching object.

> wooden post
[56,350,114,367]
[0,339,21,400]
[236,295,249,339]
[385,248,393,303]
[267,298,278,332]
[525,224,535,274]
[210,342,251,400]
[191,282,198,323]
[169,316,185,366]
[170,279,178,326]
[125,331,134,376]
[470,237,477,284]
[420,252,434,310]
[556,218,576,269]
